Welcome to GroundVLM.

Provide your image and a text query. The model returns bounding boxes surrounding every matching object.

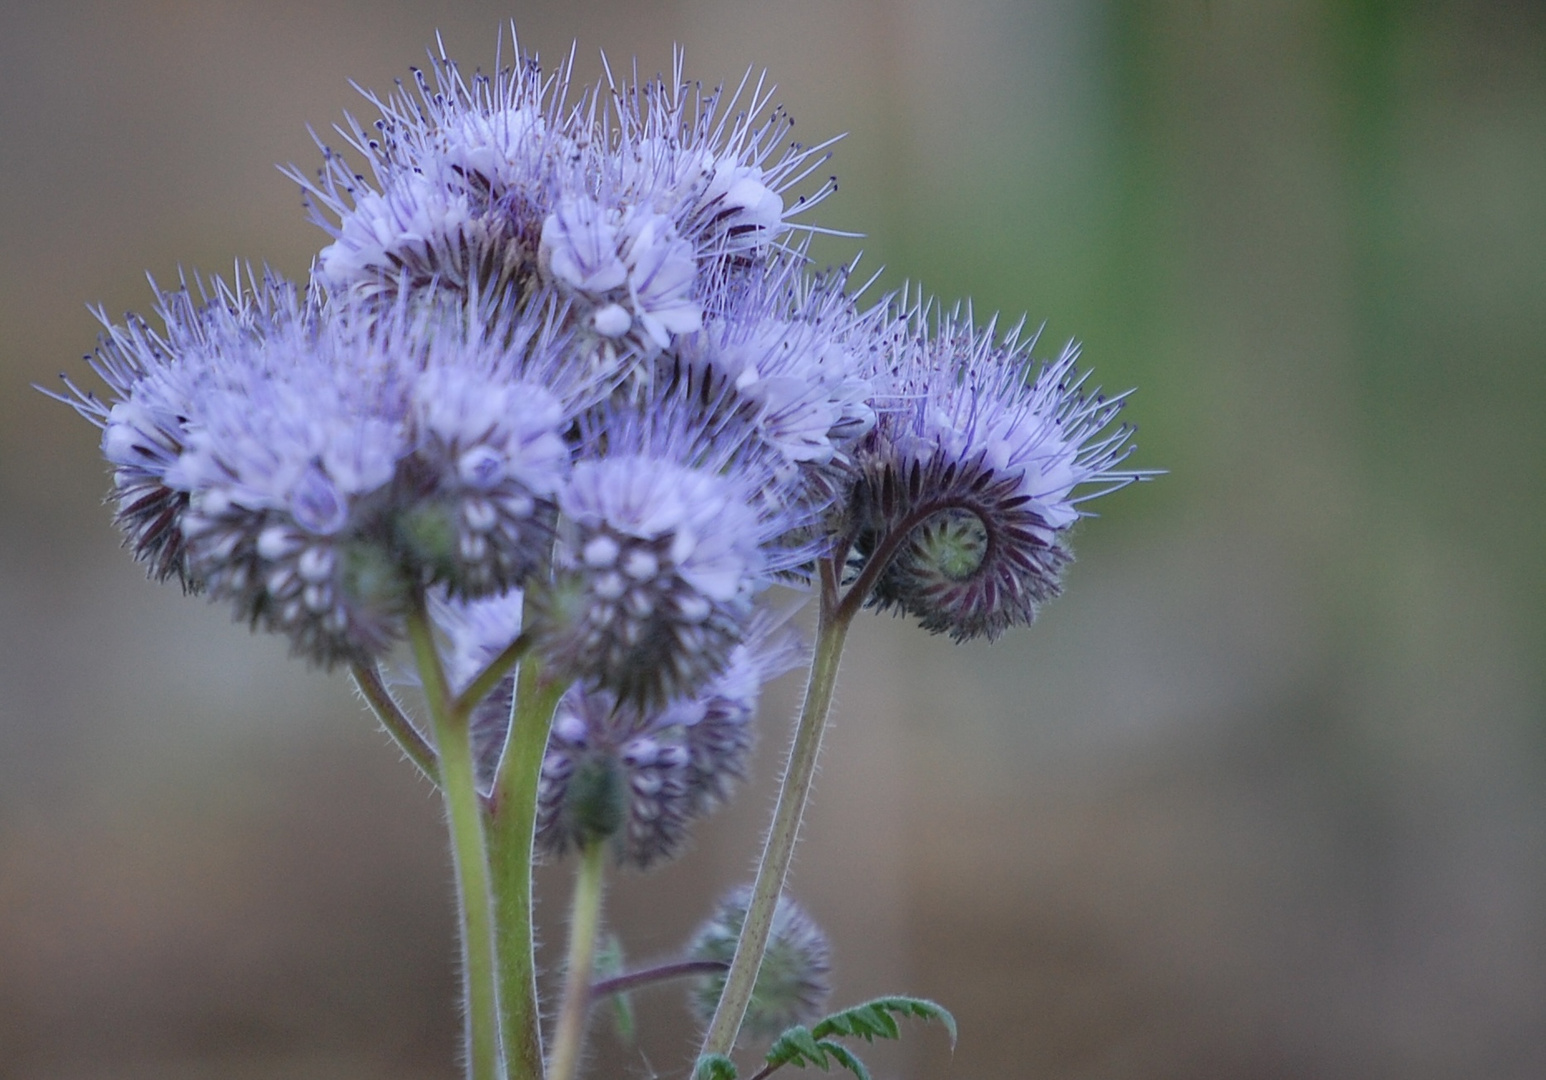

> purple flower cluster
[57,35,1146,869]
[534,613,802,868]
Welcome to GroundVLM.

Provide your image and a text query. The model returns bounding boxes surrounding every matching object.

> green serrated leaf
[758,996,958,1080]
[809,995,958,1050]
[815,1040,872,1080]
[767,1025,828,1069]
[853,1005,898,1041]
[694,1053,738,1080]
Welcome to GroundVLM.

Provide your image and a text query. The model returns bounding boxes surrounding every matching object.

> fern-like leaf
[810,996,957,1048]
[767,1026,826,1067]
[759,994,957,1079]
[814,1040,871,1080]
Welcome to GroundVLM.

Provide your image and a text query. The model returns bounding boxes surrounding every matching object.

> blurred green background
[3,1,1544,1077]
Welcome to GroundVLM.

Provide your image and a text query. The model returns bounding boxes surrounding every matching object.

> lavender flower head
[852,302,1145,641]
[395,352,569,597]
[60,274,581,667]
[66,283,229,588]
[529,391,818,706]
[51,28,1156,744]
[294,40,836,376]
[296,54,557,308]
[595,55,838,275]
[665,260,880,474]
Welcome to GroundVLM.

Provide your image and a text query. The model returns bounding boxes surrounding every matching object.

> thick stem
[408,604,504,1080]
[698,566,855,1059]
[547,842,608,1080]
[350,661,438,784]
[488,656,563,1080]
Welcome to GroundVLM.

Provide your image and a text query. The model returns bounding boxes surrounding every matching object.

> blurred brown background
[3,1,1545,1077]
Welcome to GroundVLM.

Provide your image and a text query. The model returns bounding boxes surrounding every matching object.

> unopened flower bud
[687,889,831,1040]
[853,304,1145,641]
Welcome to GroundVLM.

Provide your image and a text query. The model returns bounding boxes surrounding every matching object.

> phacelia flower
[665,259,880,472]
[57,284,218,587]
[538,194,702,353]
[293,49,561,308]
[534,613,803,869]
[850,302,1145,641]
[528,394,817,706]
[293,39,841,367]
[687,888,832,1039]
[607,60,840,268]
[62,273,581,667]
[313,164,527,308]
[395,361,568,597]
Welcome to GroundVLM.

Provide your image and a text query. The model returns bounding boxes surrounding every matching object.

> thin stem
[698,559,856,1059]
[835,503,940,624]
[456,631,531,717]
[548,841,608,1080]
[589,960,729,1001]
[488,656,564,1080]
[350,661,438,784]
[409,603,504,1080]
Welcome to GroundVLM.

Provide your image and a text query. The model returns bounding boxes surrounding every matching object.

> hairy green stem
[408,603,504,1080]
[488,656,563,1080]
[456,631,531,717]
[590,959,729,1001]
[699,566,856,1059]
[548,841,608,1080]
[350,660,438,784]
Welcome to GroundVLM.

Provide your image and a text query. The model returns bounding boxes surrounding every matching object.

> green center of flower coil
[913,509,989,581]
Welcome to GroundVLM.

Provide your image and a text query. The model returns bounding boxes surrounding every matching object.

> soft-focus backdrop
[3,2,1544,1078]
